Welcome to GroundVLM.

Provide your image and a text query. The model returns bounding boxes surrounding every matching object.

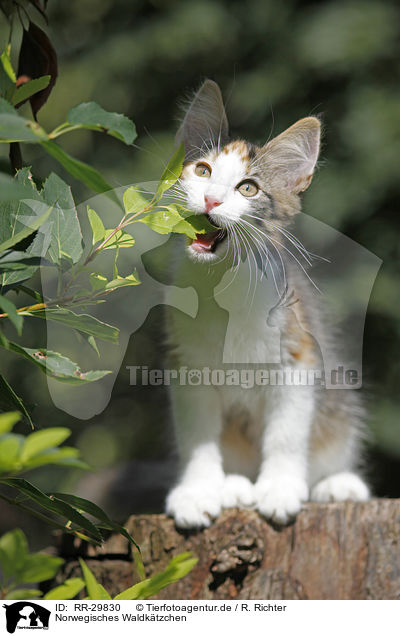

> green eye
[238,180,259,197]
[195,162,211,177]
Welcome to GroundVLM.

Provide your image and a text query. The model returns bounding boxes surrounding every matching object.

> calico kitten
[165,80,369,528]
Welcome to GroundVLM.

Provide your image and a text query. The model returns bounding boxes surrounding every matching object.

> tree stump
[54,500,400,600]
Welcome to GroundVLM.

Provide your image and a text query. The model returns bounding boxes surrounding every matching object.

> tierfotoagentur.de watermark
[126,365,359,388]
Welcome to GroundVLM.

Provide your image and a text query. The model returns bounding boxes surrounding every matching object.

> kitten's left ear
[263,117,321,193]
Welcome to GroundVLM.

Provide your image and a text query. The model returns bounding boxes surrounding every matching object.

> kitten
[165,80,369,528]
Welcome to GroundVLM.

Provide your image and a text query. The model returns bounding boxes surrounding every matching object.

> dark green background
[0,0,399,539]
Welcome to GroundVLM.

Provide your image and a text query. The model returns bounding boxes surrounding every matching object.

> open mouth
[190,214,227,254]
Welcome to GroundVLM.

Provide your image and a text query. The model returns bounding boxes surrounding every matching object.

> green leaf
[0,433,24,472]
[156,143,185,198]
[123,186,149,214]
[136,206,198,239]
[20,553,64,584]
[0,202,53,253]
[52,493,140,551]
[20,427,71,462]
[11,76,51,107]
[0,97,16,114]
[105,271,141,290]
[41,140,122,208]
[0,169,48,288]
[22,447,89,471]
[0,107,48,143]
[0,47,16,102]
[0,378,33,428]
[27,308,119,344]
[184,213,220,234]
[44,577,85,600]
[102,229,135,249]
[1,45,16,83]
[79,559,111,600]
[0,251,47,271]
[1,478,103,543]
[89,272,108,291]
[0,340,112,384]
[16,285,44,302]
[0,172,41,203]
[42,173,83,265]
[0,331,9,349]
[87,207,106,245]
[86,335,100,357]
[6,589,41,600]
[0,528,28,581]
[114,552,198,600]
[0,295,23,335]
[0,411,21,434]
[66,102,137,145]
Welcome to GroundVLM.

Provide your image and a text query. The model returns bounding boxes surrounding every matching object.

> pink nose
[204,196,221,213]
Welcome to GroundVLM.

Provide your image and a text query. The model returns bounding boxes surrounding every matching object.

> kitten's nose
[204,195,221,213]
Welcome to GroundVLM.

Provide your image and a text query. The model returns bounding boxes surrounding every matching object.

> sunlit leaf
[156,143,185,198]
[105,271,141,290]
[20,427,70,462]
[0,529,28,581]
[20,553,64,584]
[102,229,135,249]
[87,207,106,245]
[114,552,198,600]
[0,434,24,472]
[6,589,41,600]
[22,447,89,471]
[0,411,21,434]
[0,46,16,102]
[44,578,85,600]
[1,45,16,83]
[123,186,149,214]
[79,559,111,600]
[89,272,108,291]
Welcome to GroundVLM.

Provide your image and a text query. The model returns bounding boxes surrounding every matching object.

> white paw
[166,483,222,529]
[221,475,255,509]
[311,472,369,503]
[255,476,309,525]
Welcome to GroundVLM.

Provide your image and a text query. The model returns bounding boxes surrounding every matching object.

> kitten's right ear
[175,80,229,159]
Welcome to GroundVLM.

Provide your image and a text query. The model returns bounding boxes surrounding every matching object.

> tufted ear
[175,80,229,159]
[263,117,321,193]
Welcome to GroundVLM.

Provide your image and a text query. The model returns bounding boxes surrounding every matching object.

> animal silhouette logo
[3,602,50,633]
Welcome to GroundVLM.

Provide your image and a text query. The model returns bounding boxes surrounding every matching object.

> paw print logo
[188,369,202,385]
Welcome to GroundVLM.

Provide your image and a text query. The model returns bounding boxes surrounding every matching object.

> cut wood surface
[54,500,400,600]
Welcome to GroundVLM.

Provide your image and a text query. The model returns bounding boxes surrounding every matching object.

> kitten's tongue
[191,229,221,252]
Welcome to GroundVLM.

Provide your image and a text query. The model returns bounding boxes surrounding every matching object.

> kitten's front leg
[166,384,225,528]
[255,387,313,525]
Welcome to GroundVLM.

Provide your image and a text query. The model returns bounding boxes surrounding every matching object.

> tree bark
[54,500,400,600]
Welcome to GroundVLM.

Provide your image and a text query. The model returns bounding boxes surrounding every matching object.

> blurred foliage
[0,0,399,526]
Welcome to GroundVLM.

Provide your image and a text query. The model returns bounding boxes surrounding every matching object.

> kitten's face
[175,80,320,264]
[181,141,272,262]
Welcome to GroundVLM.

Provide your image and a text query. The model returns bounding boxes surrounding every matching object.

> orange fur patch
[223,140,250,162]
